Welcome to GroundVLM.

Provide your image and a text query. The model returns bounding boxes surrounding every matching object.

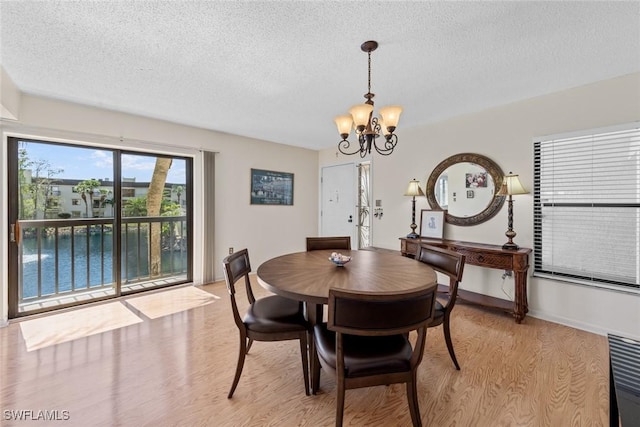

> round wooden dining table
[256,249,437,305]
[256,249,437,393]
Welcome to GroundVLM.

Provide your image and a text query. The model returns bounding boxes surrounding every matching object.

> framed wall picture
[465,172,488,188]
[250,169,294,205]
[419,209,445,239]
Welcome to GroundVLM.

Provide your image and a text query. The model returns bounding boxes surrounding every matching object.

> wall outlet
[228,247,233,254]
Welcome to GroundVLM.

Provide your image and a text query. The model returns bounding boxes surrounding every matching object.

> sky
[21,141,186,184]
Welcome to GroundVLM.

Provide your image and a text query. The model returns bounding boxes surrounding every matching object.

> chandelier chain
[367,50,372,95]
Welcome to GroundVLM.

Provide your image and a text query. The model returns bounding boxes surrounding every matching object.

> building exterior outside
[24,173,185,219]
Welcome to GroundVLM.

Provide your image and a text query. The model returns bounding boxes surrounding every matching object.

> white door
[321,164,356,242]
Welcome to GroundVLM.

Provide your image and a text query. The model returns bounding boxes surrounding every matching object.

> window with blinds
[533,124,640,290]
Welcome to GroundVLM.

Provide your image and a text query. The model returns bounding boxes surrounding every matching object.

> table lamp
[404,179,425,238]
[497,172,528,250]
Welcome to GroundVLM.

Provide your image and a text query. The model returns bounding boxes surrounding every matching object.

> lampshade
[378,105,403,129]
[349,104,374,130]
[404,179,425,197]
[498,173,529,196]
[334,115,353,137]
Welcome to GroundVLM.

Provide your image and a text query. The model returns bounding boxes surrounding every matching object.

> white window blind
[533,124,640,290]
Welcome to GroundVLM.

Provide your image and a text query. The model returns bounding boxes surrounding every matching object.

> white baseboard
[527,309,640,341]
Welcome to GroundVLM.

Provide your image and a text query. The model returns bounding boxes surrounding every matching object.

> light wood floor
[0,277,609,426]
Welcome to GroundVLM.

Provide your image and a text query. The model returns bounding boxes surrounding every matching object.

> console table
[400,237,532,323]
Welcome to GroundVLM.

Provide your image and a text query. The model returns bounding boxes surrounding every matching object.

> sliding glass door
[120,152,191,294]
[7,138,192,318]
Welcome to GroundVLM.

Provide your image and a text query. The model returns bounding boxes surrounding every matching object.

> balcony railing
[18,216,188,310]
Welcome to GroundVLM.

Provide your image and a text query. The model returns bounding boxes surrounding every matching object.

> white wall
[1,93,318,323]
[320,72,640,340]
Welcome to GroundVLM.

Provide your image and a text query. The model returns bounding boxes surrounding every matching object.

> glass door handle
[10,222,20,244]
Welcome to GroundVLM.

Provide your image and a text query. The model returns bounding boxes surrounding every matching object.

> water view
[21,228,188,300]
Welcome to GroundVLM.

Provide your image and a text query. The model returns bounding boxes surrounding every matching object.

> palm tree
[99,190,114,217]
[147,158,172,277]
[172,185,184,209]
[74,179,101,218]
[123,196,147,217]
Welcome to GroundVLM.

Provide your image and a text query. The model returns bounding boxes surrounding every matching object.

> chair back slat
[222,249,251,295]
[222,249,254,328]
[328,287,436,336]
[416,244,465,312]
[306,236,351,251]
[416,244,465,282]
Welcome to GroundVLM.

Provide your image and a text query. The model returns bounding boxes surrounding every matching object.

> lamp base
[407,232,420,239]
[502,242,519,250]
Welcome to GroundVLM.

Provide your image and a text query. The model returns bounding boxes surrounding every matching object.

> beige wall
[1,66,20,120]
[2,71,639,339]
[321,72,640,339]
[1,93,318,323]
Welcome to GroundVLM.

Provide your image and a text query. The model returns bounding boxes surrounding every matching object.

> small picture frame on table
[419,209,445,239]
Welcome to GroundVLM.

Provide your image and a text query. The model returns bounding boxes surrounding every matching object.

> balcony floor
[19,274,188,313]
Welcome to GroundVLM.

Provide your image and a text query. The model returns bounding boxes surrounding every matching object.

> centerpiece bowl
[329,253,352,267]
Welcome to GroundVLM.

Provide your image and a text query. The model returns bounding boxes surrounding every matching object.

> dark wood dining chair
[416,244,466,370]
[306,236,351,251]
[222,248,310,398]
[314,286,437,427]
[305,235,351,385]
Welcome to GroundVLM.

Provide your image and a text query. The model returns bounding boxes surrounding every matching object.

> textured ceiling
[1,1,639,151]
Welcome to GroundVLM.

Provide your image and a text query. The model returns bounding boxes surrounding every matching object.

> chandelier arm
[371,116,381,136]
[338,139,365,156]
[373,134,398,156]
[359,133,369,157]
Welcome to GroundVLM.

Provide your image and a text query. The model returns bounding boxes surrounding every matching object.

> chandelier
[335,40,402,157]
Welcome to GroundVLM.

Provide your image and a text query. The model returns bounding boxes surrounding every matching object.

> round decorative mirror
[426,153,506,226]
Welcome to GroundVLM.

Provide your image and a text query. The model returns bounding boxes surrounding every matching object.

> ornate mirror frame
[426,153,506,226]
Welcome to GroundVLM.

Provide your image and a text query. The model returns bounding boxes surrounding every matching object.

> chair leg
[246,338,253,354]
[310,334,321,394]
[307,302,323,394]
[299,333,310,396]
[406,376,422,427]
[228,332,248,398]
[336,377,345,427]
[443,315,460,370]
